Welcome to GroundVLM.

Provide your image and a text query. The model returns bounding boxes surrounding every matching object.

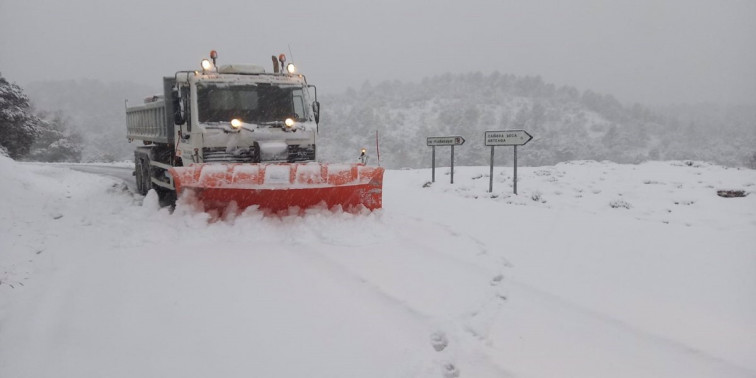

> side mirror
[172,88,185,125]
[312,101,320,125]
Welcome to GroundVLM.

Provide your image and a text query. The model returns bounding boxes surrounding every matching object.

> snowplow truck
[126,51,383,212]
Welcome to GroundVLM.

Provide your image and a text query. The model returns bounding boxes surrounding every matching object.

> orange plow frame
[169,163,384,213]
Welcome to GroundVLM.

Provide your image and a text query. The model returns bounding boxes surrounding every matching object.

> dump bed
[126,77,175,144]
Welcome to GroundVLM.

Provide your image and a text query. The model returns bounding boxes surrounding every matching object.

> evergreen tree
[26,110,83,162]
[0,74,42,159]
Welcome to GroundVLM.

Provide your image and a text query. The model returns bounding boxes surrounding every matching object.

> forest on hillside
[317,73,756,169]
[13,73,756,169]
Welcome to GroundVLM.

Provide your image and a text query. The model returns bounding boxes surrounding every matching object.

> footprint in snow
[443,363,460,378]
[430,331,449,352]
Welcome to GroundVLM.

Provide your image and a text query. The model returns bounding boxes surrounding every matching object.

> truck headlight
[284,118,295,128]
[201,59,213,71]
[231,118,242,129]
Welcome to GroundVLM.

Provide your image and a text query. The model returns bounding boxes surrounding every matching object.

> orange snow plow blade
[169,163,384,213]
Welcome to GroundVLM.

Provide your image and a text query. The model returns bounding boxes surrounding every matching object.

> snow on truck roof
[175,63,308,86]
[191,70,308,87]
[217,64,266,74]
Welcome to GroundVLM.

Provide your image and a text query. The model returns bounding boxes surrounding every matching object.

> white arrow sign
[484,130,533,146]
[427,136,466,146]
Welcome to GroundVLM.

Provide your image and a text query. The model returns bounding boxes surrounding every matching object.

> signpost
[484,130,533,194]
[427,136,465,184]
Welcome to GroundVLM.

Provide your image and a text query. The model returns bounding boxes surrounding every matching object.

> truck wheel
[135,159,145,195]
[135,157,151,195]
[141,159,151,194]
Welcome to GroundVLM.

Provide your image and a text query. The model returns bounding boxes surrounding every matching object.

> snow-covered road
[65,164,136,191]
[1,156,754,377]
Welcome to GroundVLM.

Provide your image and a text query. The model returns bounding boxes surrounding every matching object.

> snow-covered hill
[318,74,756,169]
[1,154,755,378]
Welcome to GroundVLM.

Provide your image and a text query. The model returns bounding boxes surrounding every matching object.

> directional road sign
[485,130,533,146]
[427,136,466,146]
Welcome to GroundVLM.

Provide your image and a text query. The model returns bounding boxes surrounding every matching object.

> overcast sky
[1,0,754,105]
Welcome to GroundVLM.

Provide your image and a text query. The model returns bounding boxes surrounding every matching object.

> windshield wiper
[204,123,257,133]
[257,120,285,127]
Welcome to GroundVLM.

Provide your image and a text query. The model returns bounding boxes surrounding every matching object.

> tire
[135,159,146,195]
[134,150,152,195]
[135,146,177,206]
[141,158,151,194]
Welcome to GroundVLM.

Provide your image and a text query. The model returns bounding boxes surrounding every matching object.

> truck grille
[287,145,316,162]
[203,147,256,163]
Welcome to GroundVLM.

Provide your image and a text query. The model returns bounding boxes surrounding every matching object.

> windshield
[197,83,307,123]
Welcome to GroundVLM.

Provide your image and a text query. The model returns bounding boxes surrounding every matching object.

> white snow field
[1,154,755,378]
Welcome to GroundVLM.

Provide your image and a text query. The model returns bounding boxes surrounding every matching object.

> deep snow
[0,155,754,377]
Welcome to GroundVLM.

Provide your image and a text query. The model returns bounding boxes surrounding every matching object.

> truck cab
[174,62,319,165]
